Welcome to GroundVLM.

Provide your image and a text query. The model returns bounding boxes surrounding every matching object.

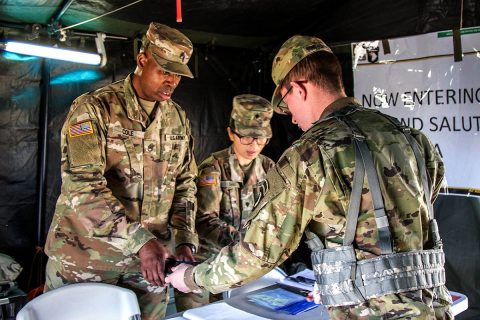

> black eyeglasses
[277,85,292,115]
[232,131,270,145]
[277,80,308,115]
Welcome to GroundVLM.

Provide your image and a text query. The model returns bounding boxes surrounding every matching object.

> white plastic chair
[223,267,287,299]
[16,283,141,320]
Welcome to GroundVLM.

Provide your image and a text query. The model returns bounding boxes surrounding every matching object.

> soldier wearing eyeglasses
[174,94,274,311]
[167,35,453,319]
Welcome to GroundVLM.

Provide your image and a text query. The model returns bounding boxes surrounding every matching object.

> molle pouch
[310,245,364,307]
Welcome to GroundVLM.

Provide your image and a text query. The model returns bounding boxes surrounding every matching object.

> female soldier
[174,94,274,311]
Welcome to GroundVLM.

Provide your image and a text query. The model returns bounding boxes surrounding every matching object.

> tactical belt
[306,107,446,307]
[311,246,445,306]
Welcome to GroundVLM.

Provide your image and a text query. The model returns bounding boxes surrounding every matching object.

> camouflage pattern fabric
[190,98,452,319]
[173,287,211,312]
[44,74,198,319]
[0,253,22,282]
[231,94,273,138]
[175,146,274,311]
[141,22,194,78]
[44,259,168,320]
[270,35,332,111]
[195,146,274,260]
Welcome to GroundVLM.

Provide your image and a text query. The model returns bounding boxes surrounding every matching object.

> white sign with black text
[353,27,480,192]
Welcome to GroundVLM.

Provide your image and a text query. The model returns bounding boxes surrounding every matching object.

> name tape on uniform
[112,126,145,139]
[165,134,187,141]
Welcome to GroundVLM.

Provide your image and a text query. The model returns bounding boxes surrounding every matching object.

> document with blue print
[247,287,318,315]
[277,268,315,291]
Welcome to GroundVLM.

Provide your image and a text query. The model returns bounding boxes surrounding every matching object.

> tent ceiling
[0,0,473,48]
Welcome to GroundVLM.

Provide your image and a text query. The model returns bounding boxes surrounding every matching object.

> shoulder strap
[381,115,434,219]
[379,115,442,249]
[343,141,365,246]
[342,116,393,254]
[304,108,366,252]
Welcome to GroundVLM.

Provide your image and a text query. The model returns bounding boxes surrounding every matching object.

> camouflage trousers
[44,259,168,320]
[174,288,223,312]
[327,286,454,320]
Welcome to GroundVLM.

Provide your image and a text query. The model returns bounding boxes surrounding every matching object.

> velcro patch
[198,175,217,186]
[69,121,94,138]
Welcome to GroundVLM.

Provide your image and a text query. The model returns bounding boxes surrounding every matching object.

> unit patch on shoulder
[198,174,217,187]
[69,121,94,138]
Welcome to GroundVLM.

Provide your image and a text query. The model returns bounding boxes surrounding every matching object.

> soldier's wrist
[176,243,197,255]
[184,265,202,292]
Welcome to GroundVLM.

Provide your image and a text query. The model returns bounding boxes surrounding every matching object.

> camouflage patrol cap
[271,35,332,113]
[231,94,273,138]
[141,22,194,78]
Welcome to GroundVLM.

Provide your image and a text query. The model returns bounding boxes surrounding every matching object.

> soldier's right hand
[306,282,322,305]
[138,239,174,287]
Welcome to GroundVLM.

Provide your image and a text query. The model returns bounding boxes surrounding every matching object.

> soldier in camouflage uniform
[44,22,198,320]
[167,35,453,319]
[174,94,275,311]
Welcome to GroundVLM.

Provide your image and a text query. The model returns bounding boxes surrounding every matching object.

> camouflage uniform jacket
[45,74,198,272]
[192,97,451,318]
[195,146,274,260]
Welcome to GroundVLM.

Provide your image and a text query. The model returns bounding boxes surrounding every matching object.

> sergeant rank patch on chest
[69,121,94,138]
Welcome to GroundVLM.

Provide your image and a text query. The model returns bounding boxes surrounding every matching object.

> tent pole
[36,58,50,247]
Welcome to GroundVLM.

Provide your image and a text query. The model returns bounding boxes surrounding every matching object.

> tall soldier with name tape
[174,94,275,311]
[44,22,198,320]
[166,35,453,319]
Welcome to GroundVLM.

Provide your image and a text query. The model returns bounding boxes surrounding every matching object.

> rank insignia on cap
[198,175,216,186]
[69,121,94,138]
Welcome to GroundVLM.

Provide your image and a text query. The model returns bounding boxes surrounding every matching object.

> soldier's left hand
[165,263,192,293]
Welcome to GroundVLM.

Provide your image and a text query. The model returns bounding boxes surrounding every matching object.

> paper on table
[279,270,469,317]
[182,301,270,320]
[277,268,315,291]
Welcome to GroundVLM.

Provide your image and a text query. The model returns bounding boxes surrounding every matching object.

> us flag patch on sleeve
[198,174,216,186]
[69,121,94,138]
